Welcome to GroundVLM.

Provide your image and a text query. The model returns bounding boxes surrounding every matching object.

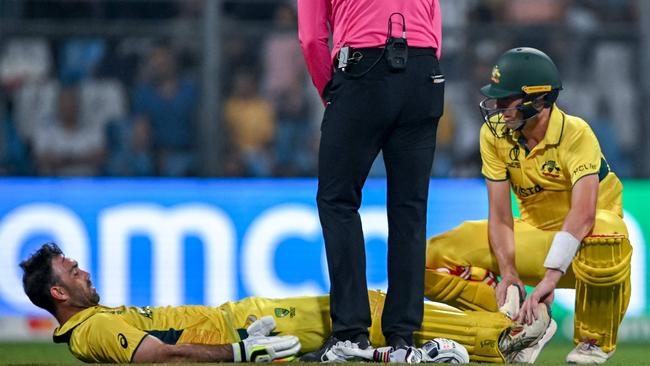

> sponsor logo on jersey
[118,333,128,348]
[511,183,542,197]
[573,163,597,177]
[541,160,561,178]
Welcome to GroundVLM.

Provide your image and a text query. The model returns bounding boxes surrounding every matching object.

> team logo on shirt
[274,307,296,318]
[136,306,153,319]
[541,160,561,178]
[491,65,501,84]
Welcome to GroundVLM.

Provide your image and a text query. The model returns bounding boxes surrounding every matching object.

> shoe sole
[566,347,614,364]
[525,319,557,363]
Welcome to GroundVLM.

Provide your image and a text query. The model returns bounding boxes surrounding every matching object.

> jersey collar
[511,104,565,152]
[538,104,566,148]
[52,306,106,343]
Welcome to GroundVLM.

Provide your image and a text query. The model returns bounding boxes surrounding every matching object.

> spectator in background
[272,78,316,176]
[0,101,35,176]
[501,0,568,60]
[223,70,275,177]
[224,0,279,21]
[262,4,315,176]
[133,44,198,176]
[262,4,305,100]
[33,85,105,176]
[103,115,155,176]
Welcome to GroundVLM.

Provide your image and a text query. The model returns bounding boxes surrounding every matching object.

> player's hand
[232,335,301,362]
[247,316,277,337]
[496,274,525,308]
[515,269,561,325]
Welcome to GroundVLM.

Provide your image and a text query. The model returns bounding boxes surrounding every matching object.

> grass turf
[1,339,648,365]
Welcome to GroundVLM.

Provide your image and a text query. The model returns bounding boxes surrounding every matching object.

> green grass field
[0,339,648,365]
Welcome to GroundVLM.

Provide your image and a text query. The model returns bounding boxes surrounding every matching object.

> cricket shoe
[505,319,557,364]
[498,303,551,356]
[300,334,371,362]
[333,343,424,364]
[566,340,614,364]
[497,284,556,363]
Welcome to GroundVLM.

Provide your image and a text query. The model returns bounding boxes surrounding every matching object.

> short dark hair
[19,243,64,315]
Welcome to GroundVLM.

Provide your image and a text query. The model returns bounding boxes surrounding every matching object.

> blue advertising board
[0,178,647,343]
[0,178,489,316]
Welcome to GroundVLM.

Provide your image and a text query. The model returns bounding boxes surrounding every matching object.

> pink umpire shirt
[297,0,442,97]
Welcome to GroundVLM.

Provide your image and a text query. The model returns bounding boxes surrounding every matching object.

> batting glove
[232,334,301,362]
[246,316,277,337]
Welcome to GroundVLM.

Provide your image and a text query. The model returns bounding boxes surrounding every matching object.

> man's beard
[90,290,100,305]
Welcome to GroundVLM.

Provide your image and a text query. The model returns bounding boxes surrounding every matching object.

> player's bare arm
[486,179,524,306]
[517,174,599,324]
[562,174,599,241]
[133,335,234,363]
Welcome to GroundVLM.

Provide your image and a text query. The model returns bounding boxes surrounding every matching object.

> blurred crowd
[0,0,643,178]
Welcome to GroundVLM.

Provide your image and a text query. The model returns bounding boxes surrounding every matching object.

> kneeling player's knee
[427,221,486,269]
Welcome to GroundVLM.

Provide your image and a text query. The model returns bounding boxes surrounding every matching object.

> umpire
[297,0,444,360]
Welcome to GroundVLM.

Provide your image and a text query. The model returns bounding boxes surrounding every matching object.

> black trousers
[317,48,444,344]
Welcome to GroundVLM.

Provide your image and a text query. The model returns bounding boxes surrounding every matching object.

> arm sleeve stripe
[598,157,610,181]
[482,174,509,182]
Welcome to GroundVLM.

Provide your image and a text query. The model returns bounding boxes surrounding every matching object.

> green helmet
[479,47,563,137]
[480,47,562,99]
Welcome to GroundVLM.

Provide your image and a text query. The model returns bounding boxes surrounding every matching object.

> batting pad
[424,269,499,312]
[572,234,632,353]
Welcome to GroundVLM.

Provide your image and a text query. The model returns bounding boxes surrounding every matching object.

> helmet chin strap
[509,113,537,132]
[511,95,545,132]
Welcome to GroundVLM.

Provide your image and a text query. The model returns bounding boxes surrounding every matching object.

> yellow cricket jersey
[53,304,232,363]
[52,295,331,363]
[480,105,623,230]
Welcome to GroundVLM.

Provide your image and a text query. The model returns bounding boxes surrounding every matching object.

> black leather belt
[343,47,437,59]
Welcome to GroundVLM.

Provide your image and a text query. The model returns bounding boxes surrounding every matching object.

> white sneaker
[566,341,614,364]
[499,303,551,355]
[506,319,557,364]
[330,343,424,364]
[499,284,524,319]
[322,340,366,362]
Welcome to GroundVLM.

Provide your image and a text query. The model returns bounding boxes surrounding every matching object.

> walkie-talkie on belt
[385,13,408,71]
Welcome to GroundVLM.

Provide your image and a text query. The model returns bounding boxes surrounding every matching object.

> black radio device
[385,13,408,71]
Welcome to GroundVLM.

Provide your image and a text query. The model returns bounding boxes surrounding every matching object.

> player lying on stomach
[20,243,550,364]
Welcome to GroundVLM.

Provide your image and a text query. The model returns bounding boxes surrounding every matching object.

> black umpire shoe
[387,334,410,350]
[300,333,371,362]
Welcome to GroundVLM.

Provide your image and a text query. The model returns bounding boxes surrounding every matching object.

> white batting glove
[247,316,277,337]
[232,335,301,362]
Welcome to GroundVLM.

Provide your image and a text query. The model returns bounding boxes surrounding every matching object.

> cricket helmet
[479,47,563,137]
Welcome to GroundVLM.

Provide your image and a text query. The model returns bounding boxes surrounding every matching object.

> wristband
[544,231,581,273]
[232,342,246,362]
